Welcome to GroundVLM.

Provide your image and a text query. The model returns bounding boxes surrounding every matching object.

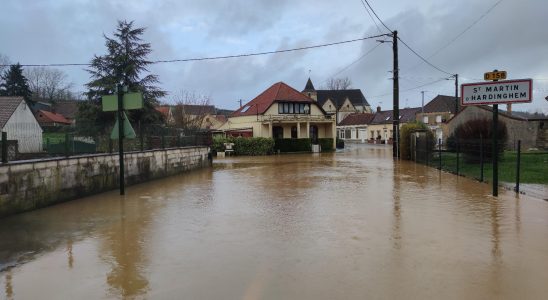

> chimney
[376,106,381,113]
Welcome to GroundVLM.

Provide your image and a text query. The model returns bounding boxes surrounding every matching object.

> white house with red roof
[220,82,336,148]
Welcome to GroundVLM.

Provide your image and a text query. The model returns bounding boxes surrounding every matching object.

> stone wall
[444,106,544,150]
[0,146,210,217]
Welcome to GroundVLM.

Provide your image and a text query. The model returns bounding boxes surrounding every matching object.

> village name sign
[461,78,532,106]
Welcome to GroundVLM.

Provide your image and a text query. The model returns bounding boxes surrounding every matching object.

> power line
[0,34,389,68]
[398,37,453,76]
[369,77,449,98]
[323,43,381,82]
[406,0,503,71]
[363,0,392,32]
[361,0,453,76]
[359,0,383,34]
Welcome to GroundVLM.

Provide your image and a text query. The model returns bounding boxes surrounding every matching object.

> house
[366,106,421,144]
[337,113,376,143]
[302,78,372,124]
[220,81,336,148]
[34,110,72,127]
[155,106,175,126]
[52,100,80,124]
[0,96,43,153]
[415,95,459,144]
[446,105,548,150]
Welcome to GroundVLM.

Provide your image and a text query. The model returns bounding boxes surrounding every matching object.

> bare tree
[24,67,74,102]
[0,54,10,77]
[171,90,213,132]
[325,77,353,90]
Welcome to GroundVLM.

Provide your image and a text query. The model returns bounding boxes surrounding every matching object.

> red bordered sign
[461,79,533,106]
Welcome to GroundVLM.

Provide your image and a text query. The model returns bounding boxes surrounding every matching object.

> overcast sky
[1,0,547,113]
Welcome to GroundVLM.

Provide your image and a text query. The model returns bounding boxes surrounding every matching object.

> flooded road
[1,144,548,299]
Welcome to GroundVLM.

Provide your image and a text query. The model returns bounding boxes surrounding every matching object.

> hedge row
[275,138,312,152]
[212,136,274,155]
[318,138,334,152]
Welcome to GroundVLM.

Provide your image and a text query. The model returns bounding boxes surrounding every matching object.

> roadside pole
[460,70,532,197]
[117,84,125,195]
[102,87,142,196]
[392,30,400,158]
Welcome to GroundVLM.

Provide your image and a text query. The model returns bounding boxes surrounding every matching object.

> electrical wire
[361,0,454,76]
[0,34,389,68]
[323,43,381,82]
[363,0,392,32]
[398,37,453,76]
[359,0,383,34]
[405,0,503,72]
[369,77,449,98]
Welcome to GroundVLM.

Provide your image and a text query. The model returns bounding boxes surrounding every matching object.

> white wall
[2,101,43,153]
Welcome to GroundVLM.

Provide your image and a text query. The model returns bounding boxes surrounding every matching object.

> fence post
[140,124,144,151]
[425,134,429,166]
[480,135,484,182]
[438,138,442,170]
[456,138,460,175]
[515,140,521,193]
[161,128,166,149]
[109,138,113,153]
[1,132,7,163]
[64,133,70,157]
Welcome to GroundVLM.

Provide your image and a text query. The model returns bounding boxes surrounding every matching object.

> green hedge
[212,136,274,155]
[318,138,334,152]
[400,121,434,160]
[274,138,311,152]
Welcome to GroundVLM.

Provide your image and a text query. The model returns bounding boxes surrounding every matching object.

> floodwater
[1,144,548,300]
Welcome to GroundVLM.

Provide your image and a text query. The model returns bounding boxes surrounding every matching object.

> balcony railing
[260,114,333,123]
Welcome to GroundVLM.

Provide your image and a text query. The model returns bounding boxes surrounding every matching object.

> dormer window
[278,102,310,114]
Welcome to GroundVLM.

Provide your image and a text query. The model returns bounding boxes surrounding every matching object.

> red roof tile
[339,113,375,126]
[232,82,314,117]
[35,110,71,125]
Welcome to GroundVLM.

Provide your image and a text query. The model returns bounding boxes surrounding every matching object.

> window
[278,102,310,114]
[241,106,250,112]
[370,131,374,139]
[385,116,390,121]
[423,116,429,123]
[436,115,442,123]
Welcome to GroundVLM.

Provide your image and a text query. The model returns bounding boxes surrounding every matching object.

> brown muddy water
[1,144,548,299]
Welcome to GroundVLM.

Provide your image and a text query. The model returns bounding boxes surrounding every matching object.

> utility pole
[421,91,425,113]
[117,84,125,195]
[238,99,242,108]
[392,30,400,158]
[454,74,459,114]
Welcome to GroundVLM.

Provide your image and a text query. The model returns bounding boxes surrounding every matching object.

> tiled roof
[232,82,314,117]
[370,107,421,124]
[53,101,79,119]
[423,95,459,114]
[177,104,216,115]
[155,106,171,117]
[338,113,375,126]
[0,97,24,128]
[35,110,72,124]
[316,89,370,108]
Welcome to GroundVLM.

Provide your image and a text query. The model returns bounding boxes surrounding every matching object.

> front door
[310,125,318,144]
[273,126,283,139]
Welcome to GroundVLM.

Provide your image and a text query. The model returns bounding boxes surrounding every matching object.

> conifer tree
[0,63,33,103]
[82,20,166,128]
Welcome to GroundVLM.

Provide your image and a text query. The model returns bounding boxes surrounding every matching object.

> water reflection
[0,145,547,299]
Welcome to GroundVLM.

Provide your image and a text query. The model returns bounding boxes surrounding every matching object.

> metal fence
[412,134,548,194]
[1,123,211,163]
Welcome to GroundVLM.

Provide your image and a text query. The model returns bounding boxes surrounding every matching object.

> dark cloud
[0,0,546,113]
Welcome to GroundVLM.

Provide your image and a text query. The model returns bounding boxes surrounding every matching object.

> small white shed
[0,97,43,153]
